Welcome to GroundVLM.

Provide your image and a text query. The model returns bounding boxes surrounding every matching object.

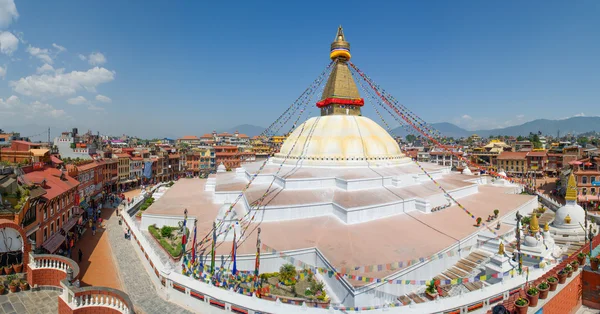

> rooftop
[24,167,79,200]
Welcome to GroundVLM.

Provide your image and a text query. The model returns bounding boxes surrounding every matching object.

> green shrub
[161,226,174,238]
[148,224,182,257]
[279,264,296,283]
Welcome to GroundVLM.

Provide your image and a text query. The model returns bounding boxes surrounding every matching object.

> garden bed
[148,224,185,258]
[252,264,330,304]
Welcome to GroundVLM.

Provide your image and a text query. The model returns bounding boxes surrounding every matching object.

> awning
[42,232,66,253]
[62,216,79,232]
[92,193,103,201]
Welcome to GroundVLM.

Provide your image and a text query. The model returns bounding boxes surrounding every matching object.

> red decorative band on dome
[316,97,365,108]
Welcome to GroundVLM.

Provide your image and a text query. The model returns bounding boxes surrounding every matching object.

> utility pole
[48,127,51,147]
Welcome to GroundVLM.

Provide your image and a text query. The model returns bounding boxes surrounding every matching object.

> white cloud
[0,0,18,29]
[67,96,88,105]
[0,95,19,109]
[574,112,585,117]
[516,114,525,119]
[95,94,112,103]
[87,104,104,111]
[0,31,18,55]
[36,63,55,74]
[10,66,116,98]
[78,54,86,61]
[0,65,5,79]
[88,52,106,65]
[26,45,53,64]
[52,43,66,53]
[461,114,472,120]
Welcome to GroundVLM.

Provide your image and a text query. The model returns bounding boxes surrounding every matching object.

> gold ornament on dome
[529,213,540,233]
[498,242,505,255]
[565,173,577,201]
[543,222,549,232]
[564,214,571,224]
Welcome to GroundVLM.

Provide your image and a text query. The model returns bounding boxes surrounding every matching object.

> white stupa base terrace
[140,160,539,307]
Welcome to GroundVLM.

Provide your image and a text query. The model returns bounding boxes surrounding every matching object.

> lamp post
[66,267,73,286]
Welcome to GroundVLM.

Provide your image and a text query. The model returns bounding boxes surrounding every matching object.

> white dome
[217,163,227,173]
[272,115,409,167]
[498,171,507,177]
[524,235,540,247]
[462,168,473,175]
[553,201,586,229]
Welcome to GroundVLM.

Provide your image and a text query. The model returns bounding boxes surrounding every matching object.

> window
[62,214,65,224]
[583,176,588,184]
[57,218,60,229]
[50,222,54,235]
[592,177,597,184]
[583,188,587,195]
[44,208,47,220]
[43,227,48,242]
[592,188,596,195]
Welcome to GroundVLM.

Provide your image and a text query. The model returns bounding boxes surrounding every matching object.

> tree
[516,136,525,141]
[405,134,416,143]
[577,137,589,147]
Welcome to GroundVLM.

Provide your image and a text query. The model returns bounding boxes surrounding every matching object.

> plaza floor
[0,289,60,314]
[71,206,123,290]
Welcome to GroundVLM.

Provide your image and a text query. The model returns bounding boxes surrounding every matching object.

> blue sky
[0,0,599,139]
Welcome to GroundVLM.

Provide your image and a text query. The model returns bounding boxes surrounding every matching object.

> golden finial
[530,213,540,233]
[564,214,571,224]
[498,242,505,255]
[543,222,549,232]
[565,173,577,202]
[330,26,351,61]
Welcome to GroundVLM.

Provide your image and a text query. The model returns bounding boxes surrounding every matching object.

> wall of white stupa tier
[209,168,484,225]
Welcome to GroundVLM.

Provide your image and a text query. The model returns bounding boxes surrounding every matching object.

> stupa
[141,26,538,307]
[550,173,596,242]
[519,212,556,263]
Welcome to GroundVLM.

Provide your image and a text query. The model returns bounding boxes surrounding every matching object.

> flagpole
[210,222,217,275]
[254,227,261,295]
[232,228,237,277]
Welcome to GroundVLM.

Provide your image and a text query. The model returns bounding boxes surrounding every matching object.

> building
[427,146,463,168]
[66,162,98,216]
[185,147,214,176]
[515,140,534,152]
[177,136,201,146]
[496,151,529,176]
[547,152,563,176]
[572,156,600,205]
[214,146,240,170]
[526,150,548,177]
[469,140,512,170]
[251,136,271,158]
[115,153,131,190]
[130,157,143,184]
[23,167,80,253]
[0,140,46,165]
[53,129,100,160]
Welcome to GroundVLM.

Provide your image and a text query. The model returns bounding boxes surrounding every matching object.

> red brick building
[214,146,240,170]
[24,167,80,253]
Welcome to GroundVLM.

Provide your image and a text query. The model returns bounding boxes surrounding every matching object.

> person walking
[92,223,96,236]
[78,249,83,263]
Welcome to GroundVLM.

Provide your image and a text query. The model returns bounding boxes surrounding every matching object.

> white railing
[71,292,130,313]
[32,256,72,272]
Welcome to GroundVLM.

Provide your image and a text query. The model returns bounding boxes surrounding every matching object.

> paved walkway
[105,206,195,314]
[0,289,60,314]
[72,206,123,290]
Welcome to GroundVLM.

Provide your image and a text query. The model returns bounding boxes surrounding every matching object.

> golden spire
[565,173,577,202]
[498,242,505,255]
[543,222,549,232]
[530,213,540,233]
[317,26,364,117]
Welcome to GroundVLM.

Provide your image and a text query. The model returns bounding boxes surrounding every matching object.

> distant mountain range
[391,116,600,138]
[5,116,600,141]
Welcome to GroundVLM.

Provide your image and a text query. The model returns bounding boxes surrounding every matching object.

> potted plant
[514,297,529,314]
[571,260,579,272]
[577,252,586,266]
[425,280,438,300]
[557,269,567,284]
[12,263,22,273]
[565,264,573,277]
[475,217,482,227]
[591,256,599,271]
[19,279,29,291]
[3,265,13,275]
[526,286,539,307]
[537,281,549,299]
[494,209,499,218]
[8,279,18,293]
[547,276,558,291]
